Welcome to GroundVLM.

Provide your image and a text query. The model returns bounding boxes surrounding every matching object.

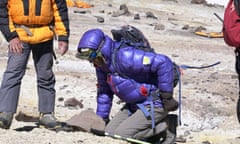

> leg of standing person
[0,43,31,129]
[235,48,240,123]
[31,40,58,129]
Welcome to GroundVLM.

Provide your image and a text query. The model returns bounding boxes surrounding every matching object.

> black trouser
[235,48,240,122]
[235,48,240,93]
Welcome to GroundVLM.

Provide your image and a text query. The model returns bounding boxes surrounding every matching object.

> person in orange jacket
[0,0,69,129]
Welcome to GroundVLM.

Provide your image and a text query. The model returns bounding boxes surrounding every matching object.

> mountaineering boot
[166,114,178,136]
[145,121,168,143]
[150,114,178,144]
[161,114,178,144]
[38,113,60,130]
[161,130,176,144]
[150,129,176,144]
[161,92,178,111]
[0,112,13,129]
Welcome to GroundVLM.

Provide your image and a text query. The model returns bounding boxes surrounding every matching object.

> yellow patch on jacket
[143,56,151,65]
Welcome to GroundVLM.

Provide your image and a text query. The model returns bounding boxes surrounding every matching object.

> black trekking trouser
[235,48,240,122]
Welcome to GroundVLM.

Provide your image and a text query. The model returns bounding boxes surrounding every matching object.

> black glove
[161,92,178,111]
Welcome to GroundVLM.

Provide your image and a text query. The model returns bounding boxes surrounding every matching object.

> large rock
[65,109,105,132]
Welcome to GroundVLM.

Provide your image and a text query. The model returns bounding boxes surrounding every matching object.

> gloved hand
[161,92,178,111]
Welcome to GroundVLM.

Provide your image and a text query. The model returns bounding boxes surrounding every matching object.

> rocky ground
[0,0,239,143]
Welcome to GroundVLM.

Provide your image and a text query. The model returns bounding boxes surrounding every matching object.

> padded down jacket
[78,29,174,119]
[0,0,69,44]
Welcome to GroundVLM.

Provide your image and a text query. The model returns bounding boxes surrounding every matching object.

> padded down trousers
[105,105,168,140]
[0,40,56,113]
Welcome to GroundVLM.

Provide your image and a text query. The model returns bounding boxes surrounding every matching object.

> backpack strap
[111,40,155,78]
[135,90,163,129]
[111,41,130,78]
[136,95,156,129]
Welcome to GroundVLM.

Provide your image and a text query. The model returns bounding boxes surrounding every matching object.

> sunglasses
[77,39,105,62]
[88,49,101,62]
[77,48,102,62]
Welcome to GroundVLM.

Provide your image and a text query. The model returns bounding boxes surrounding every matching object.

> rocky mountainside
[0,0,239,143]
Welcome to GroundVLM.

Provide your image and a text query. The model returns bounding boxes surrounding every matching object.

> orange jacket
[0,0,69,44]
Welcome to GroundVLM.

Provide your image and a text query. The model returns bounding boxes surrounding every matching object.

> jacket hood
[77,28,114,64]
[77,29,105,51]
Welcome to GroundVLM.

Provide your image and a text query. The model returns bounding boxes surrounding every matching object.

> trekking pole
[213,13,223,23]
[90,128,151,144]
[179,61,221,70]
